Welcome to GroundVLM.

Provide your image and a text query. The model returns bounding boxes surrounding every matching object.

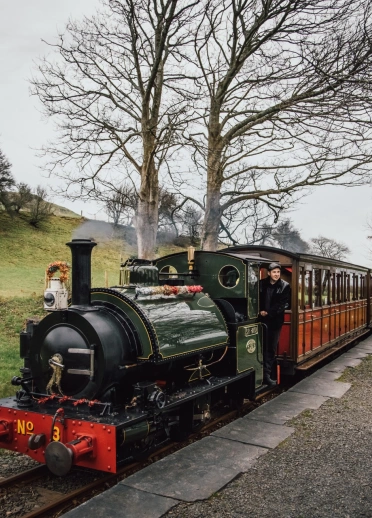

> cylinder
[66,239,97,307]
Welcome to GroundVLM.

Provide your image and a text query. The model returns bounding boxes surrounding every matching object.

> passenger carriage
[220,246,372,374]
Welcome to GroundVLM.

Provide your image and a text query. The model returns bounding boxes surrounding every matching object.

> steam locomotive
[0,239,369,475]
[0,240,263,475]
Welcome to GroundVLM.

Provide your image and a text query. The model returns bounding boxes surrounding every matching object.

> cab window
[247,264,259,318]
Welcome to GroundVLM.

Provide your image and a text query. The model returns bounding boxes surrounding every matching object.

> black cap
[268,262,281,271]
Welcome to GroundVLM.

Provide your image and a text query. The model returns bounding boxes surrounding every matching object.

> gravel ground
[165,355,372,518]
[0,451,105,517]
[0,451,39,478]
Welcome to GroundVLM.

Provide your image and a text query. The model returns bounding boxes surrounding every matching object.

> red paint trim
[0,407,117,473]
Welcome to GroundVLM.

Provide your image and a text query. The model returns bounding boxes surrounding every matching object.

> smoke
[72,220,115,242]
[72,220,137,245]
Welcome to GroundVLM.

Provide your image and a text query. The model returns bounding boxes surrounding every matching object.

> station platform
[64,338,372,518]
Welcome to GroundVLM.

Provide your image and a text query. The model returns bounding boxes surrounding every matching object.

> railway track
[0,465,49,490]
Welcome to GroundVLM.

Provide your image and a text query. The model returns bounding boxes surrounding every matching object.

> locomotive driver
[259,263,291,386]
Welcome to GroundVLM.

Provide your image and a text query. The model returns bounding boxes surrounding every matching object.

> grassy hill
[0,211,185,397]
[0,211,185,298]
[0,211,129,298]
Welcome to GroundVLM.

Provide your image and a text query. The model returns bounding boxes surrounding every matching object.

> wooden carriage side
[294,253,370,371]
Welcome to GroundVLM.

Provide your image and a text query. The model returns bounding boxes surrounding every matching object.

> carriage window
[336,274,342,302]
[298,269,303,309]
[359,275,364,299]
[346,274,351,301]
[341,272,347,302]
[342,273,347,302]
[352,275,357,300]
[304,271,311,308]
[312,269,321,307]
[330,273,336,304]
[321,270,330,305]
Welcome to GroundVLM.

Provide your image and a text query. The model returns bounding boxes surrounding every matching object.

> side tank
[154,250,264,387]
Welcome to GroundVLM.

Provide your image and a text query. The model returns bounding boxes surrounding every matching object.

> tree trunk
[202,184,222,251]
[201,112,223,251]
[136,161,159,259]
[135,45,165,259]
[136,111,160,258]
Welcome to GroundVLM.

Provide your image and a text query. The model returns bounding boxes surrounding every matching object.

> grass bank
[0,212,134,297]
[0,212,185,297]
[0,296,45,398]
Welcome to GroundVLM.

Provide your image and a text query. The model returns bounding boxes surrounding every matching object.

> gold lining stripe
[159,341,228,359]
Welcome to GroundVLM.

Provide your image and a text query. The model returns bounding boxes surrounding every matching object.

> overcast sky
[1,0,371,265]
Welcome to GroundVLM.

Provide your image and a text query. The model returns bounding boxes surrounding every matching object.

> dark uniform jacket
[259,277,291,330]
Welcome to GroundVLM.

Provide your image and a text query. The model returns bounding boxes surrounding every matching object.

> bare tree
[218,196,279,246]
[10,183,34,214]
[29,186,53,227]
[31,0,199,258]
[104,182,181,236]
[366,217,372,257]
[218,203,309,251]
[310,236,350,260]
[272,219,309,253]
[180,203,202,245]
[158,188,180,234]
[0,148,15,212]
[187,0,372,251]
[104,184,137,226]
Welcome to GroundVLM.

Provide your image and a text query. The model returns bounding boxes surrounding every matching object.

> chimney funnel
[66,239,97,307]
